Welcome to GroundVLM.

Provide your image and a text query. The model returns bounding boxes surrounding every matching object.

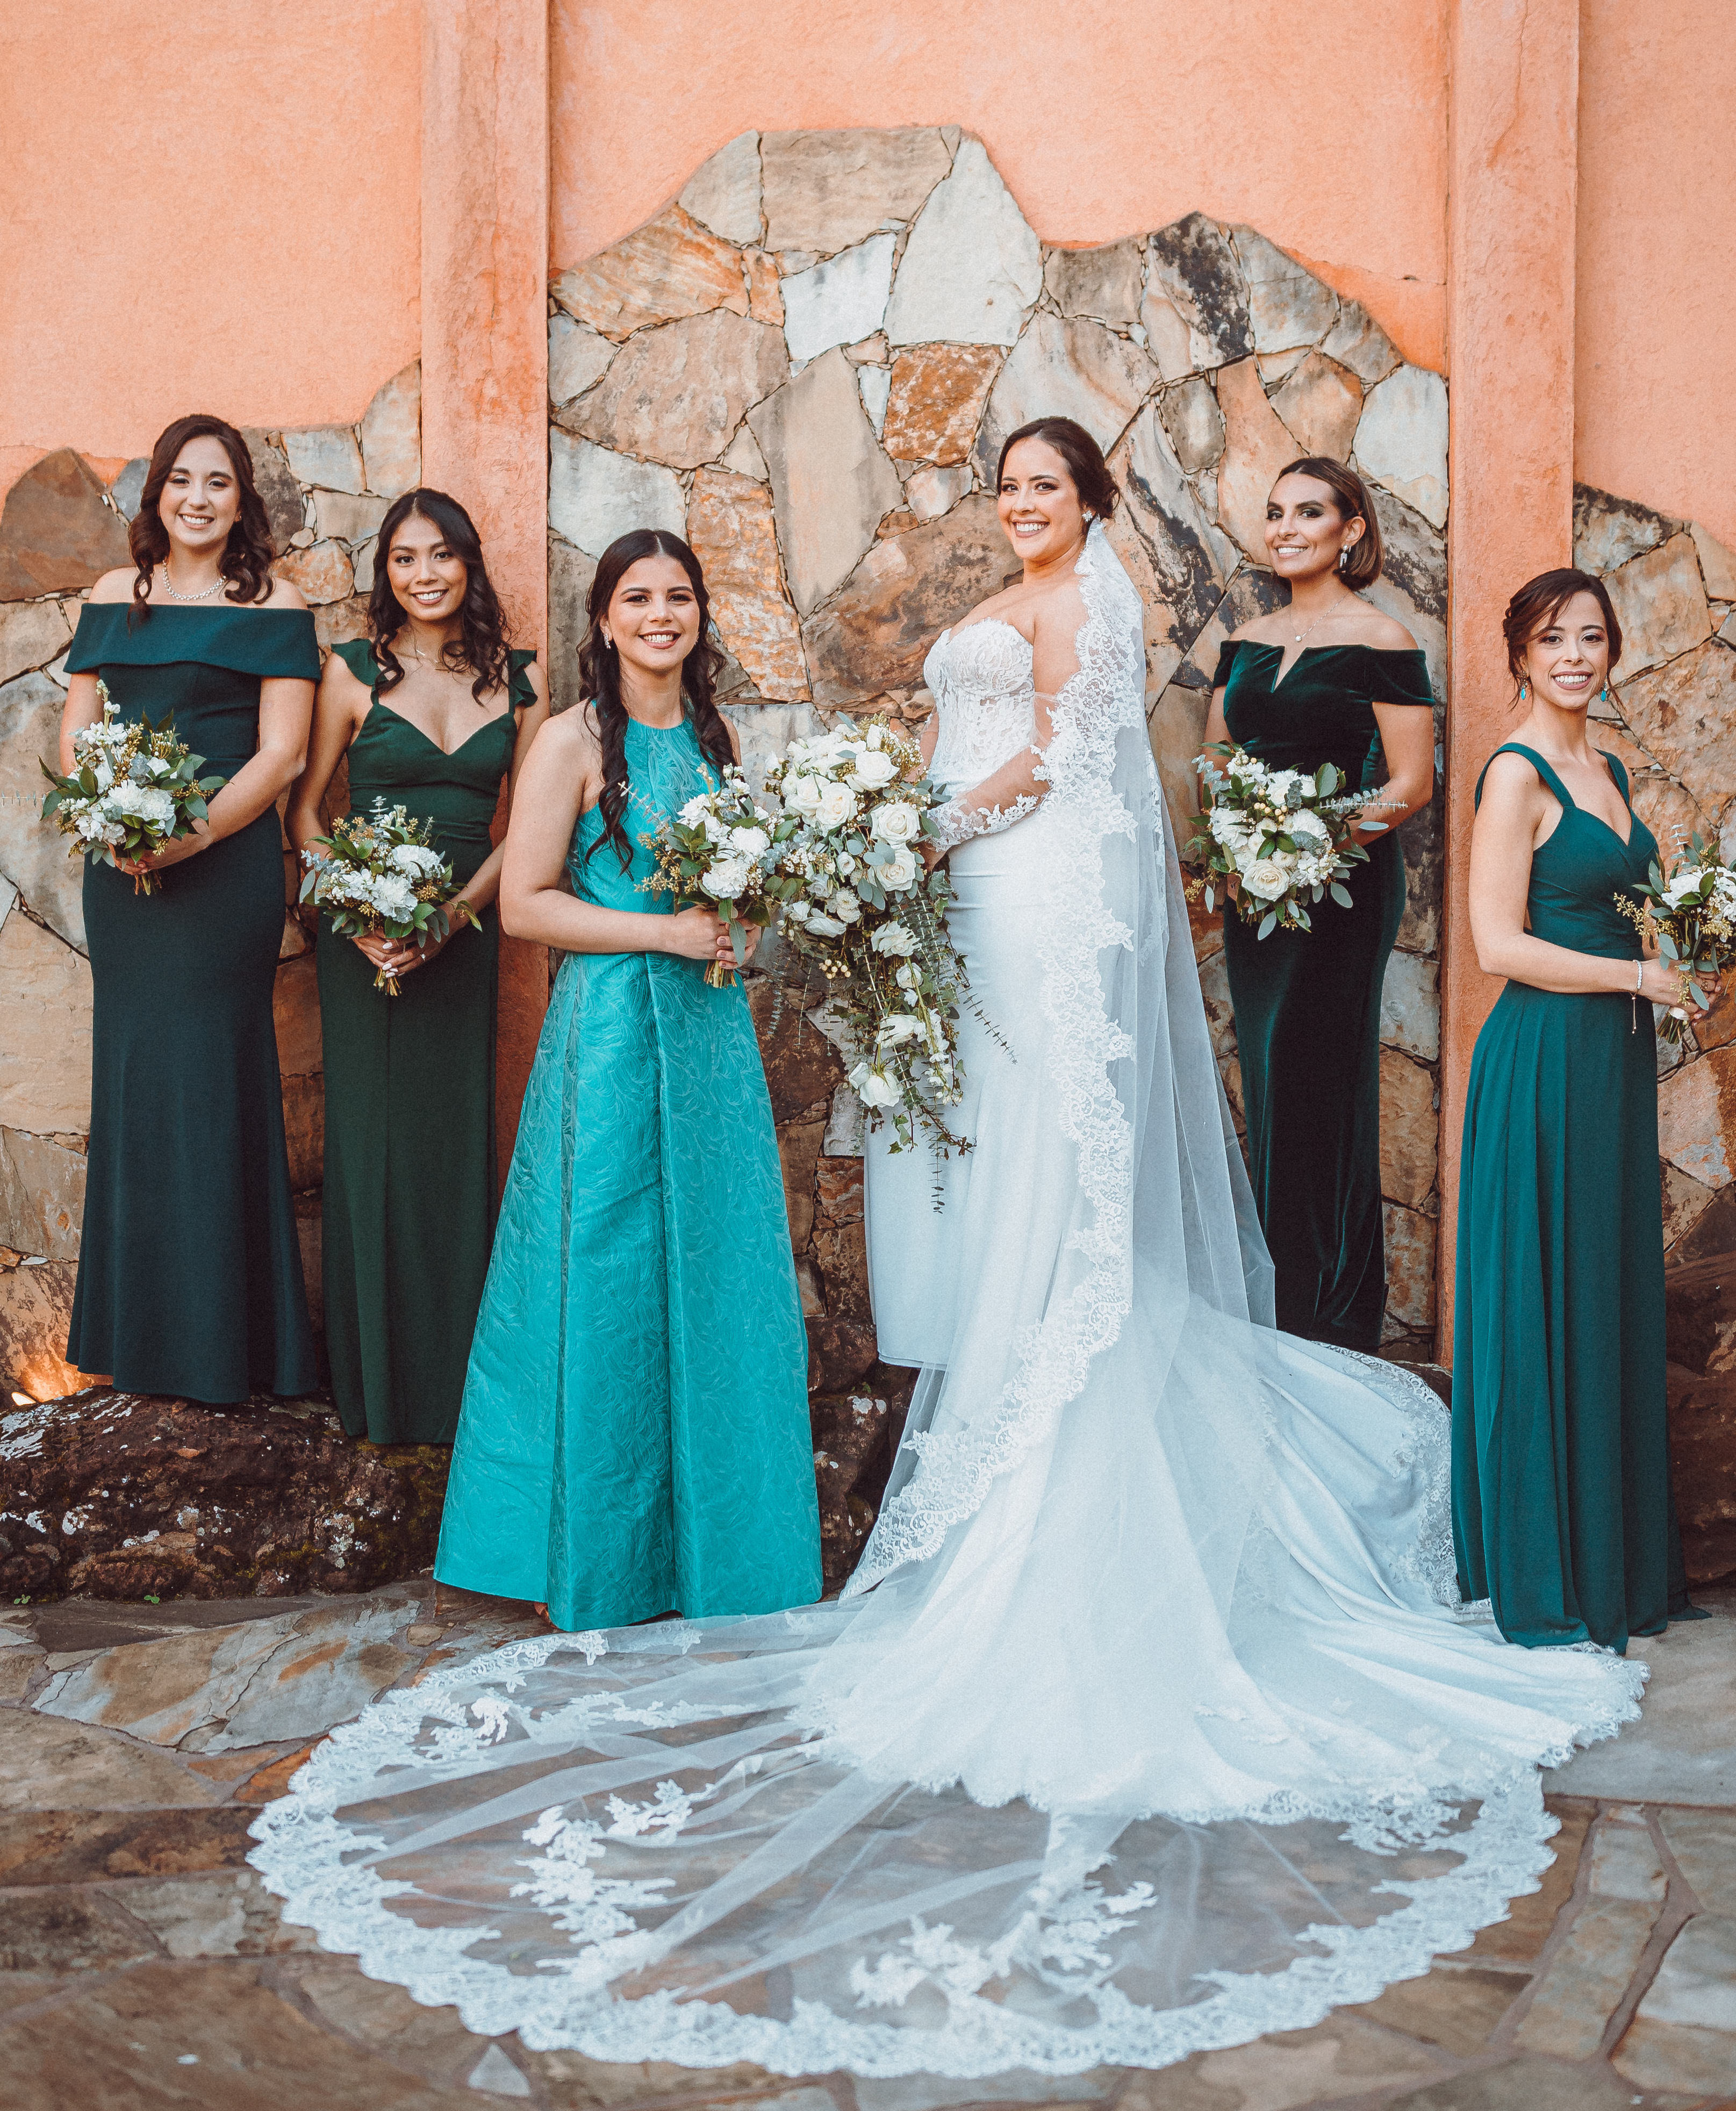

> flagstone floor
[1,1579,1731,2111]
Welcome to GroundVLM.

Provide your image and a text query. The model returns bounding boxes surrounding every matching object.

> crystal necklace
[157,564,226,603]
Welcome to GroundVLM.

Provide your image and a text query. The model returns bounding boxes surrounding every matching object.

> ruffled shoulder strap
[507,647,539,710]
[330,637,380,689]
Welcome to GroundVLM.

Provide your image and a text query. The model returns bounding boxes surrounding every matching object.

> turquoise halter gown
[435,712,821,1631]
[1452,743,1701,1652]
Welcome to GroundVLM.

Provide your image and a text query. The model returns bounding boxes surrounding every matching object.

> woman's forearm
[502,885,674,954]
[456,843,505,914]
[198,748,305,848]
[1477,929,1643,995]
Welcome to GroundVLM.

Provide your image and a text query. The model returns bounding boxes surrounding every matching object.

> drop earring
[1338,549,1348,571]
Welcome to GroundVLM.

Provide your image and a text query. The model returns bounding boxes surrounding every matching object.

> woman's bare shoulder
[88,568,138,604]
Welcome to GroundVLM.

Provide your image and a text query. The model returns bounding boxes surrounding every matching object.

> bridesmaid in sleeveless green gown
[59,417,319,1402]
[1452,570,1707,1651]
[288,491,547,1444]
[435,530,820,1631]
[1204,461,1436,1351]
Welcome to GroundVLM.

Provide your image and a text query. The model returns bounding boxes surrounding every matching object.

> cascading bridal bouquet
[763,717,970,1157]
[640,763,789,989]
[299,798,474,994]
[1188,742,1386,938]
[40,682,227,895]
[1616,832,1735,1043]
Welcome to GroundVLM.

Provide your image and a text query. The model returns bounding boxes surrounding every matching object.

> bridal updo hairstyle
[995,417,1121,525]
[577,529,734,873]
[1501,569,1624,703]
[128,413,278,621]
[1272,457,1384,591]
[368,487,513,705]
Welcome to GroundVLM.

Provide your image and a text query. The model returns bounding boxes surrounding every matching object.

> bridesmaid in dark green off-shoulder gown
[1452,569,1708,1652]
[1204,460,1437,1352]
[58,415,319,1401]
[288,490,547,1444]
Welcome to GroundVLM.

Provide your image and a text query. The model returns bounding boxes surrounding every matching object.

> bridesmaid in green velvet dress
[1203,458,1436,1350]
[1453,569,1711,1650]
[59,415,318,1401]
[435,529,821,1631]
[287,491,547,1445]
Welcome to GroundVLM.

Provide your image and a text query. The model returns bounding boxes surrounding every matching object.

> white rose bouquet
[1616,832,1736,1044]
[1187,742,1387,938]
[764,716,970,1157]
[640,762,789,989]
[299,798,474,994]
[40,681,228,896]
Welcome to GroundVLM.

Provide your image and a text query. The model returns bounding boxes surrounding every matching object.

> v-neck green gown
[62,601,319,1402]
[1452,743,1699,1652]
[1214,640,1434,1350]
[434,713,822,1631]
[315,641,535,1445]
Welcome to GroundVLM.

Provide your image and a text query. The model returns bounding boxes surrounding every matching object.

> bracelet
[1636,959,1644,993]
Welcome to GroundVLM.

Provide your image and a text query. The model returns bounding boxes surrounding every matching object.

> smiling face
[998,437,1089,568]
[157,435,241,559]
[1265,471,1364,584]
[386,511,469,627]
[1518,590,1611,710]
[602,554,701,681]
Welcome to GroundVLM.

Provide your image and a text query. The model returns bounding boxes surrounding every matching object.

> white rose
[849,1062,901,1109]
[829,891,862,923]
[870,921,917,957]
[879,846,920,893]
[849,750,899,792]
[701,856,751,900]
[1239,858,1292,903]
[729,824,770,859]
[677,794,713,827]
[814,780,857,829]
[877,1013,924,1046]
[836,852,857,877]
[872,800,920,844]
[805,910,846,936]
[895,961,921,990]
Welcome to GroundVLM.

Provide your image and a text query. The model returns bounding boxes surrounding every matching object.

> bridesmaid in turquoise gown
[1204,459,1437,1349]
[58,415,318,1401]
[435,529,820,1631]
[1453,569,1709,1651]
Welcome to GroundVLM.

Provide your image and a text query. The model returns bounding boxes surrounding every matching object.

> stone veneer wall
[0,367,422,1401]
[546,127,1452,1367]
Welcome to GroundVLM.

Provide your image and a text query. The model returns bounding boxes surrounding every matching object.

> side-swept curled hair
[128,414,277,620]
[995,417,1121,523]
[577,530,733,872]
[1501,569,1623,702]
[1271,457,1384,590]
[369,489,513,703]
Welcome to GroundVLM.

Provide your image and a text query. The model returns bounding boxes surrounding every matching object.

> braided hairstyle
[576,530,733,872]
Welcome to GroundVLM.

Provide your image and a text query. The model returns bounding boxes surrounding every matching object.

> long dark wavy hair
[369,489,513,703]
[128,414,277,621]
[578,530,732,872]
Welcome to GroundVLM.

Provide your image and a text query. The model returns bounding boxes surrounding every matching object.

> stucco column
[422,0,550,1158]
[1438,0,1580,1355]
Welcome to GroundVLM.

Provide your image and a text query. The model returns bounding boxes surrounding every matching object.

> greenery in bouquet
[299,798,473,995]
[1616,831,1736,1044]
[40,681,227,895]
[763,716,971,1158]
[1187,741,1383,938]
[640,763,792,989]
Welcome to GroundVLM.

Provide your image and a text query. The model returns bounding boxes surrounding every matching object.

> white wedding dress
[251,527,1644,2078]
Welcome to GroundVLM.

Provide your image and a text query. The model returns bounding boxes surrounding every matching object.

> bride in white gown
[251,419,1645,2079]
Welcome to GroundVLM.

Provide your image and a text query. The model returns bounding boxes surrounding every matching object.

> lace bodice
[923,619,1037,791]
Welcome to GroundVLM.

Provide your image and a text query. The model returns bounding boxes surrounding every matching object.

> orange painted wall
[1575,1,1736,550]
[0,0,420,500]
[550,0,1451,371]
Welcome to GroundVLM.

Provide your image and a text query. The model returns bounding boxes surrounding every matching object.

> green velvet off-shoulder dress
[62,602,319,1402]
[1214,640,1434,1350]
[434,712,822,1632]
[1452,744,1701,1652]
[315,642,537,1446]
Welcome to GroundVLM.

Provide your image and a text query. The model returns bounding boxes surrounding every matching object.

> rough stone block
[547,313,616,409]
[272,540,353,606]
[553,205,748,342]
[547,537,599,718]
[240,432,307,554]
[1147,682,1209,848]
[0,909,91,1131]
[1513,1889,1662,2058]
[1216,356,1304,561]
[781,234,896,364]
[357,363,421,500]
[1603,532,1712,679]
[1382,1200,1436,1331]
[282,427,365,497]
[1355,364,1449,529]
[547,432,685,561]
[0,1255,92,1401]
[0,1128,84,1259]
[1147,214,1253,370]
[1109,403,1227,642]
[1380,947,1441,1060]
[1270,350,1363,462]
[0,450,130,600]
[885,139,1042,349]
[0,598,73,687]
[311,493,388,547]
[1689,519,1736,602]
[567,310,788,472]
[1318,299,1401,387]
[1614,637,1736,803]
[1,667,88,949]
[973,311,1157,480]
[777,1117,825,1251]
[1043,239,1145,326]
[686,469,809,701]
[1157,375,1226,477]
[903,464,972,522]
[271,952,321,1081]
[108,458,149,521]
[1233,226,1338,353]
[1574,481,1677,575]
[881,342,1001,466]
[761,127,951,255]
[1138,284,1196,382]
[1657,1045,1734,1189]
[1379,1047,1438,1209]
[679,129,763,245]
[749,348,901,616]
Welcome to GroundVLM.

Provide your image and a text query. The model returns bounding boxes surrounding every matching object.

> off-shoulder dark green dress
[63,602,319,1402]
[315,642,535,1446]
[1452,744,1700,1651]
[1214,640,1434,1351]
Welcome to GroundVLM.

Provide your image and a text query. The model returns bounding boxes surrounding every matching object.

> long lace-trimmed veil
[251,526,1644,2078]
